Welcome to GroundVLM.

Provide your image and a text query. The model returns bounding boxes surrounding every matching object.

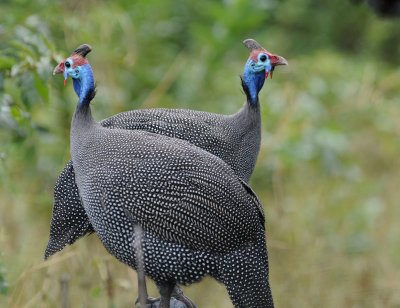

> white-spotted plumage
[71,105,272,307]
[45,67,260,260]
[45,42,282,307]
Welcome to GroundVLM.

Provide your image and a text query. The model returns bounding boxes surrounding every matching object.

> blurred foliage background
[0,0,399,307]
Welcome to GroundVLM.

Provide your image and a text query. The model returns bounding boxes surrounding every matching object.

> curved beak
[53,62,65,75]
[270,54,288,67]
[267,54,288,79]
[53,61,69,86]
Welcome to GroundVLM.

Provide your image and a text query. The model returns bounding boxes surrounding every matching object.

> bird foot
[135,295,195,308]
[171,288,197,308]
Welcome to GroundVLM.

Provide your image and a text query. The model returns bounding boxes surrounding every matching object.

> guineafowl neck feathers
[72,88,96,132]
[242,64,265,107]
[241,76,259,108]
[73,64,95,110]
[71,64,96,160]
[73,102,95,127]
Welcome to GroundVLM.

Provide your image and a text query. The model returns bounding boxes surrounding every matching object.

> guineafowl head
[242,39,287,104]
[53,44,94,105]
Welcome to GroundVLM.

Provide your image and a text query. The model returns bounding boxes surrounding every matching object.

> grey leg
[171,286,197,308]
[158,282,175,308]
[134,225,148,307]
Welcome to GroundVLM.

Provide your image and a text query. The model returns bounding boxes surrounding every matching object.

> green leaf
[33,72,49,102]
[0,57,15,70]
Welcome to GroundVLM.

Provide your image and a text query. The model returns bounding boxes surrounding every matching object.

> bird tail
[216,232,274,308]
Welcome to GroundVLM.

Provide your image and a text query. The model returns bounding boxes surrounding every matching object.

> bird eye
[65,61,71,68]
[259,54,267,62]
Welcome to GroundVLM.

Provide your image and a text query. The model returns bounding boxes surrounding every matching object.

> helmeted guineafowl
[54,44,274,307]
[45,39,287,260]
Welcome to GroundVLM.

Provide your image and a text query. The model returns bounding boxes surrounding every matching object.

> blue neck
[242,60,266,106]
[72,64,95,109]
